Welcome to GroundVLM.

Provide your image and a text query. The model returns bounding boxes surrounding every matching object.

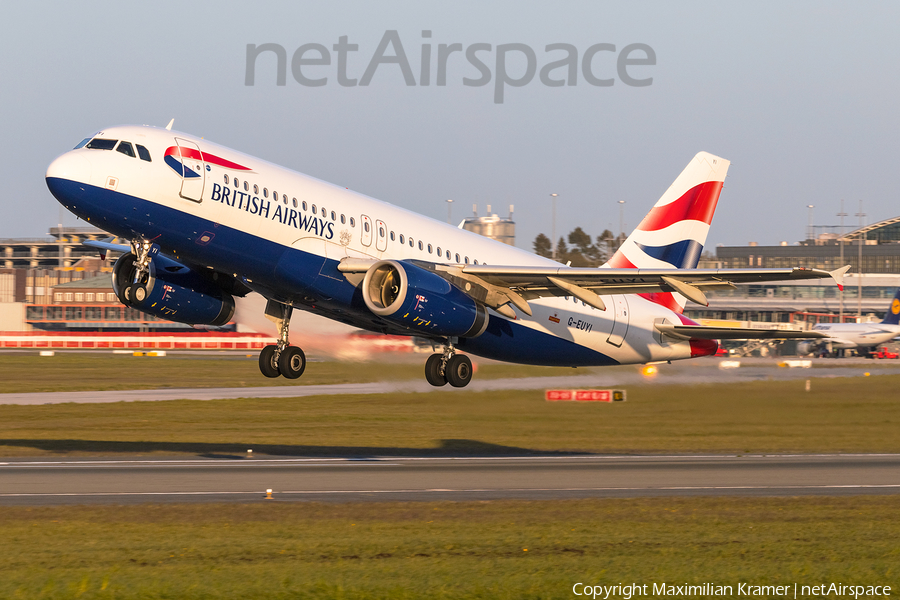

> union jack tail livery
[606,151,730,313]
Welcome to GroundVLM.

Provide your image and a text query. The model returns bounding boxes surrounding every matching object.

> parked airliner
[797,289,900,356]
[45,123,845,386]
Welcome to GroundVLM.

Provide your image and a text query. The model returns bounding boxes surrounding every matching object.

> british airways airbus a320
[45,122,846,387]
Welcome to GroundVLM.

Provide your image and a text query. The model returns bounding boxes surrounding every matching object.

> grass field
[2,373,899,456]
[2,356,898,598]
[1,497,897,599]
[0,352,593,393]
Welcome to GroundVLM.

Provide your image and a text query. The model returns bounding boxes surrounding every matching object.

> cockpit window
[74,138,91,150]
[116,141,136,158]
[136,144,152,162]
[85,139,117,150]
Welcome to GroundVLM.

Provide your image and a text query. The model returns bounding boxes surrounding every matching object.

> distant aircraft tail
[605,151,730,313]
[881,288,900,325]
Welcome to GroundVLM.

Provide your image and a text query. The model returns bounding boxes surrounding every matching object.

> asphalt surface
[2,454,899,505]
[3,361,900,405]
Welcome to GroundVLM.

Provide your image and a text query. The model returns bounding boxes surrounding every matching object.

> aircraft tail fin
[605,151,730,313]
[881,288,900,325]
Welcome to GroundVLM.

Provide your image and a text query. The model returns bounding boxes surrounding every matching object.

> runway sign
[545,389,626,402]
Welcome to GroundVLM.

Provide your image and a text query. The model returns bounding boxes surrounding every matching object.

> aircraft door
[375,219,388,252]
[606,295,630,347]
[175,138,205,202]
[360,215,373,247]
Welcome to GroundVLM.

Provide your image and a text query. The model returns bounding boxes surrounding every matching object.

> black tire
[278,346,306,379]
[424,353,447,387]
[121,284,133,306]
[445,354,473,388]
[258,344,281,378]
[132,283,148,304]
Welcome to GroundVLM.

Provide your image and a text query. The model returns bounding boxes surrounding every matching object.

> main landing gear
[258,301,306,379]
[425,338,473,388]
[117,239,156,307]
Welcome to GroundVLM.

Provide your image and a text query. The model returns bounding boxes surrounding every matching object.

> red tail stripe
[634,181,723,232]
[164,146,251,171]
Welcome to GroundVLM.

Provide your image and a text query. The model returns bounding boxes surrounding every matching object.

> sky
[2,1,898,252]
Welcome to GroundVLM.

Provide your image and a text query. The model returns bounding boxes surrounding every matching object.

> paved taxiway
[2,454,899,505]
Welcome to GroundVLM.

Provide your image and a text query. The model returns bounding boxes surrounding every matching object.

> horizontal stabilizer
[656,324,830,341]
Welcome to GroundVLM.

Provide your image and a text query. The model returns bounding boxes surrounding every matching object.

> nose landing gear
[258,300,306,379]
[424,338,473,388]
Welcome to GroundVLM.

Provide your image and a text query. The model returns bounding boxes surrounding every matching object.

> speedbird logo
[164,146,252,178]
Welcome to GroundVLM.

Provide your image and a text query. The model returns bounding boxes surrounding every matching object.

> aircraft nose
[46,152,91,183]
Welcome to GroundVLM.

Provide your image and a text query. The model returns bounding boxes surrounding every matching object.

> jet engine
[361,260,488,338]
[112,253,235,326]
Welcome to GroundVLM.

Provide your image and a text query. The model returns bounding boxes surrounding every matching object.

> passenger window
[243,181,249,191]
[302,201,308,211]
[331,211,336,221]
[283,194,288,204]
[390,231,395,241]
[263,188,268,198]
[399,234,405,244]
[224,175,230,185]
[379,227,385,237]
[312,204,317,213]
[136,144,152,162]
[446,250,451,260]
[293,198,298,208]
[465,257,469,263]
[85,139,117,150]
[234,178,239,188]
[409,238,414,247]
[350,217,356,227]
[341,214,346,224]
[321,206,327,217]
[455,253,460,263]
[253,184,259,194]
[427,244,433,254]
[474,260,478,265]
[418,241,423,251]
[437,246,442,256]
[364,221,370,233]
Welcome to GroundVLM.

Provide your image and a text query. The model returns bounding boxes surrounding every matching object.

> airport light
[806,204,814,241]
[618,200,626,247]
[550,193,558,260]
[856,201,865,317]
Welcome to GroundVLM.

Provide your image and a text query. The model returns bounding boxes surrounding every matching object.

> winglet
[830,265,851,291]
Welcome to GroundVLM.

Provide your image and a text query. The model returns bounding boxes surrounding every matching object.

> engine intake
[362,260,488,338]
[112,253,235,327]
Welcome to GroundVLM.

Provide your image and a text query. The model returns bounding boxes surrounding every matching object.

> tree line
[532,227,626,267]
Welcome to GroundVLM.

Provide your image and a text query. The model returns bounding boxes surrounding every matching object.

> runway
[2,454,899,505]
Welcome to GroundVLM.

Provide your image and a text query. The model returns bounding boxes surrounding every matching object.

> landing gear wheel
[278,346,306,379]
[122,284,133,305]
[445,354,473,388]
[258,344,281,378]
[131,283,148,304]
[425,353,447,387]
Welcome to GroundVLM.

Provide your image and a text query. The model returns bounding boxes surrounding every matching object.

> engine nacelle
[112,253,235,326]
[362,260,488,338]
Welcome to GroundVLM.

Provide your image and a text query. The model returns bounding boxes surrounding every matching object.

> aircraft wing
[654,324,831,341]
[339,259,849,319]
[84,238,130,260]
